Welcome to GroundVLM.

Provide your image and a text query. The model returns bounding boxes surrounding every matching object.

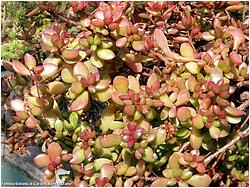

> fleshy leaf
[226,115,241,124]
[93,158,111,171]
[90,54,104,68]
[24,53,36,70]
[175,89,190,106]
[61,68,76,83]
[225,106,246,117]
[160,107,169,120]
[128,76,140,93]
[152,128,166,146]
[95,75,111,90]
[142,147,154,163]
[123,105,135,116]
[71,81,84,94]
[147,73,159,87]
[69,112,79,130]
[100,134,121,148]
[109,121,124,130]
[100,108,115,133]
[168,152,183,169]
[10,99,25,111]
[132,40,145,51]
[100,164,115,179]
[126,62,143,73]
[34,154,51,168]
[25,117,39,129]
[96,49,115,60]
[70,149,85,164]
[62,49,79,60]
[154,29,194,61]
[177,107,191,122]
[201,32,215,41]
[116,37,128,48]
[180,43,195,58]
[12,60,30,76]
[230,51,242,66]
[70,91,89,112]
[230,28,245,51]
[47,81,65,95]
[210,67,223,84]
[190,128,202,150]
[151,178,169,187]
[111,92,124,105]
[185,62,201,74]
[160,94,173,108]
[73,62,89,78]
[113,76,129,93]
[43,57,62,66]
[40,63,58,79]
[48,142,62,161]
[192,114,204,129]
[185,174,212,187]
[93,86,113,102]
[124,166,136,177]
[209,126,221,140]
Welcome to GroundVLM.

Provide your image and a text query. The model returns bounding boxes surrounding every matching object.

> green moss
[5,1,36,26]
[1,40,29,60]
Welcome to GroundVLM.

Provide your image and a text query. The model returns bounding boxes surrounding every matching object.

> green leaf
[100,134,121,148]
[96,49,115,60]
[69,112,79,129]
[109,121,124,130]
[100,108,115,133]
[190,128,202,149]
[70,149,85,164]
[185,174,212,187]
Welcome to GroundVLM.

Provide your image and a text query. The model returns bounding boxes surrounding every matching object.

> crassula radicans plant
[2,1,249,187]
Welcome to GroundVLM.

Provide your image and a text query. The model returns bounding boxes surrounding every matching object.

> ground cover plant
[1,1,249,187]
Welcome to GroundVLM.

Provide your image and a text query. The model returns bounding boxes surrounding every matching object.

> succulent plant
[2,1,249,187]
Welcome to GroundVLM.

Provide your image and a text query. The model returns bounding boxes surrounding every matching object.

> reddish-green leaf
[34,154,51,168]
[175,89,190,106]
[192,114,204,129]
[12,60,30,76]
[73,62,89,78]
[100,134,121,148]
[48,142,62,161]
[100,164,115,179]
[47,81,65,95]
[180,43,195,58]
[225,106,246,116]
[185,174,212,187]
[40,63,58,79]
[151,178,169,187]
[24,53,36,70]
[132,40,145,51]
[177,107,191,122]
[113,76,128,93]
[128,75,140,93]
[25,117,39,129]
[70,149,85,164]
[62,49,79,60]
[190,128,202,150]
[70,91,89,112]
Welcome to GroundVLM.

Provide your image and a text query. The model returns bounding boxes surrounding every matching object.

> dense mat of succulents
[1,1,249,187]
